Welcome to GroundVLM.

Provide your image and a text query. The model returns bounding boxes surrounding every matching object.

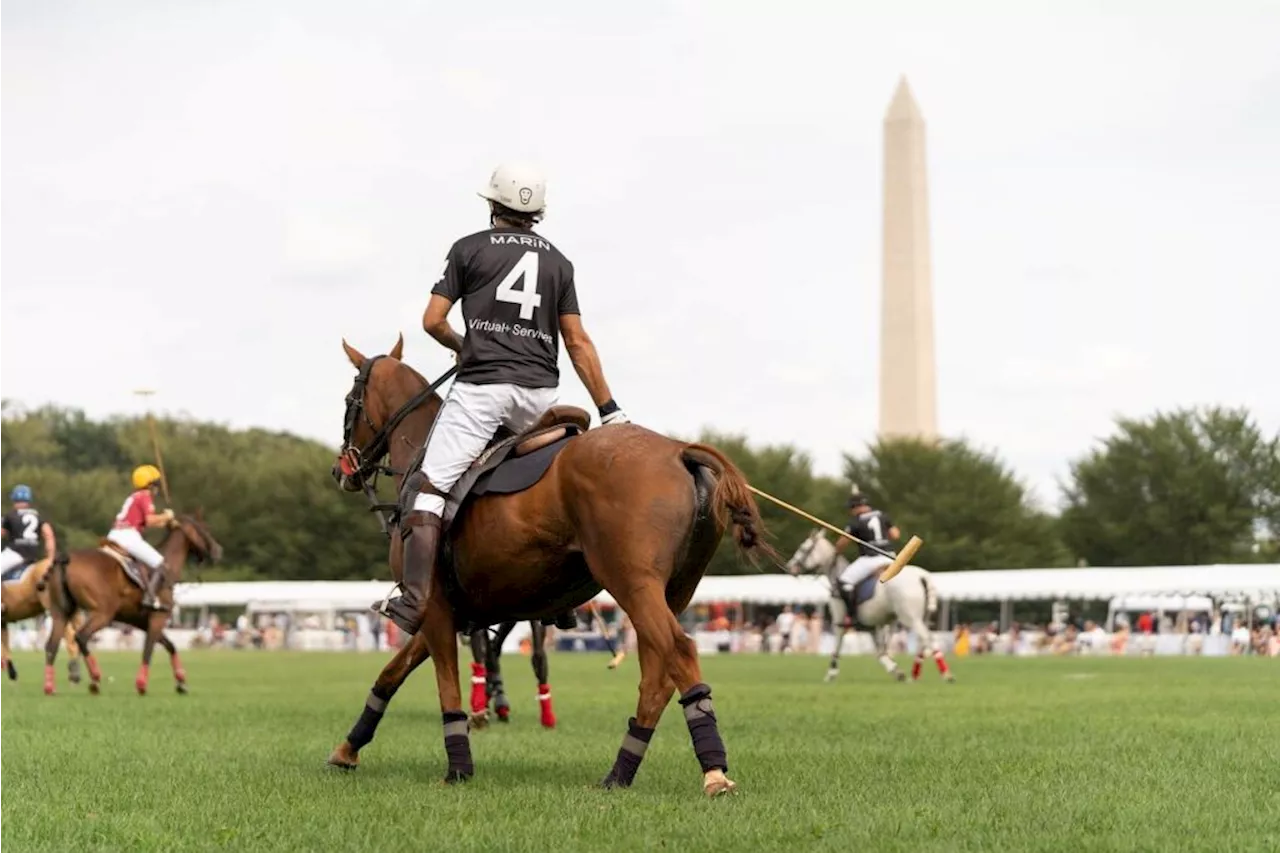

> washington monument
[878,77,938,440]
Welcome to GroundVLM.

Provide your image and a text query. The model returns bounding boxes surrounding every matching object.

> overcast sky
[4,0,1278,509]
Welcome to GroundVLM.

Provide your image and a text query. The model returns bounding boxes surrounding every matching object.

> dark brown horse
[326,337,773,796]
[466,620,554,728]
[43,514,222,696]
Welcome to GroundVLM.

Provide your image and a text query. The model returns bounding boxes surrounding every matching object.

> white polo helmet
[478,162,546,214]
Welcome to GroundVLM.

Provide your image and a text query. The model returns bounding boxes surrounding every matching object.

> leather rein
[336,358,457,538]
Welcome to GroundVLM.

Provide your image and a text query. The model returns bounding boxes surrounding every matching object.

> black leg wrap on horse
[601,717,655,789]
[442,710,474,782]
[346,690,390,750]
[679,683,728,774]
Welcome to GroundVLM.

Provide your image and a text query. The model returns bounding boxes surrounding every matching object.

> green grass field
[2,649,1277,852]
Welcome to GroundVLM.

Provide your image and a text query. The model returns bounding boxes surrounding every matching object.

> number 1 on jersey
[495,251,542,320]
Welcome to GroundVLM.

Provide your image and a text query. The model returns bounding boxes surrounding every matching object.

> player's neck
[491,216,533,231]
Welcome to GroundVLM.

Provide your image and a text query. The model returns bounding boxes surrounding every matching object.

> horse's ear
[388,333,404,361]
[342,338,367,369]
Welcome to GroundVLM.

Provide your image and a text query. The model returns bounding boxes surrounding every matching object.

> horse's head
[171,511,223,564]
[786,528,837,575]
[333,334,410,493]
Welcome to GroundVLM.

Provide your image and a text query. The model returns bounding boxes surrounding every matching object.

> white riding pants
[106,528,166,569]
[839,555,892,588]
[0,547,26,573]
[413,380,559,516]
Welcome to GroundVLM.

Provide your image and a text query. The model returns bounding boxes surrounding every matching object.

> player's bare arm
[559,313,613,407]
[40,521,56,557]
[423,294,465,354]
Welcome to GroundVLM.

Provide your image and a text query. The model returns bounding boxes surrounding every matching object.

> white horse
[786,528,954,684]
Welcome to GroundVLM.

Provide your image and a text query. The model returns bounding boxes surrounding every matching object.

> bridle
[788,531,821,575]
[334,356,457,538]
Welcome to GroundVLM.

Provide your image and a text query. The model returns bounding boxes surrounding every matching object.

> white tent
[169,564,1279,613]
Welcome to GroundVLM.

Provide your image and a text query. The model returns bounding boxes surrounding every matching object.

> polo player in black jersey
[374,162,629,635]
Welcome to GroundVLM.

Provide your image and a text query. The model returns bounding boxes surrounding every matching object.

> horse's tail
[680,443,778,565]
[920,570,939,622]
[44,553,76,619]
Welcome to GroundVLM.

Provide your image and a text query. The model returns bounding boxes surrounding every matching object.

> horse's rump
[442,425,771,627]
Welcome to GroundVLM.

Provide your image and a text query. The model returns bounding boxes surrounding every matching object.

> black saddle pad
[852,574,879,608]
[469,435,572,499]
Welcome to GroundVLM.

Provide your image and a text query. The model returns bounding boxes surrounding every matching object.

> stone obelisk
[878,76,938,441]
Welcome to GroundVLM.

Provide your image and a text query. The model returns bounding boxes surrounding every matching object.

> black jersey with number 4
[2,507,48,561]
[844,509,895,558]
[432,226,580,389]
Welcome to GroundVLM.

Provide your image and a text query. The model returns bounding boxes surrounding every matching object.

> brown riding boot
[141,565,170,612]
[374,514,441,634]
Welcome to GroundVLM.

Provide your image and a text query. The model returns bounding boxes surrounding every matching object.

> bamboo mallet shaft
[745,485,923,583]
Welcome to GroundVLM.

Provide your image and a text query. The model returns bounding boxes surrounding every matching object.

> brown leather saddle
[98,539,148,589]
[399,404,592,532]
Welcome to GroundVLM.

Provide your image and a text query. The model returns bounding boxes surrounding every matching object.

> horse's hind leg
[910,615,954,683]
[467,628,490,727]
[601,580,733,797]
[43,611,67,695]
[72,609,112,695]
[874,627,905,682]
[530,622,554,728]
[65,618,82,684]
[488,622,516,723]
[2,621,15,680]
[156,632,187,694]
[328,630,432,769]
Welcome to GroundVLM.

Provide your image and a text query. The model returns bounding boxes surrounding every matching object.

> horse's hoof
[175,682,189,695]
[895,671,907,682]
[88,682,100,695]
[599,773,629,790]
[44,684,55,696]
[326,743,360,769]
[442,769,472,785]
[5,660,16,681]
[469,710,490,730]
[135,682,148,696]
[703,769,738,797]
[946,675,957,684]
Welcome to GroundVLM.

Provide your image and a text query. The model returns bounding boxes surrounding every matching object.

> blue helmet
[10,484,33,503]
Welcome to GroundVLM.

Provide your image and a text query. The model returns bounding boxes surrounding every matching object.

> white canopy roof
[171,564,1279,612]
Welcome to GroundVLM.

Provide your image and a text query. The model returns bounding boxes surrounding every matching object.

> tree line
[2,400,1275,581]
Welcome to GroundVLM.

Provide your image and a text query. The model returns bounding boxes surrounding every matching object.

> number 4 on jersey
[495,251,542,320]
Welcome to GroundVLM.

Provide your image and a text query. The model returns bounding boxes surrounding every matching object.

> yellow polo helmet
[132,464,163,490]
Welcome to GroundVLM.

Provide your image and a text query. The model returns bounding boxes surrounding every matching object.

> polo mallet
[587,601,624,669]
[745,485,922,582]
[135,390,173,507]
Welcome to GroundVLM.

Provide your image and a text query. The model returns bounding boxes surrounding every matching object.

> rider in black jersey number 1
[832,489,901,599]
[374,162,629,636]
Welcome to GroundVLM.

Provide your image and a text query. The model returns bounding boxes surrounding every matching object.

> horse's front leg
[420,587,471,783]
[874,626,905,681]
[328,630,432,769]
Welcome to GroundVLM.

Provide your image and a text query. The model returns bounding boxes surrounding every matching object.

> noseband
[337,357,457,537]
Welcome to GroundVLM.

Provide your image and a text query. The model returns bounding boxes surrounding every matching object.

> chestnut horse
[327,337,773,796]
[43,514,222,696]
[1,558,85,683]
